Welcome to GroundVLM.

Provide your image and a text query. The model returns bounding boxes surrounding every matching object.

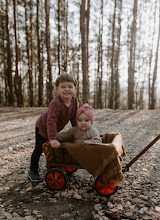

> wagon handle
[123,134,160,171]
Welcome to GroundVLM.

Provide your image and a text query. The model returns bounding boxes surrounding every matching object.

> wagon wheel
[65,168,77,175]
[45,168,67,191]
[94,175,118,197]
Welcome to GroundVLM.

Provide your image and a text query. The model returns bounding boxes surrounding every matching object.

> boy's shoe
[28,166,42,183]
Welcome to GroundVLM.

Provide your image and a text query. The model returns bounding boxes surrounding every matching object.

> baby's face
[77,112,92,131]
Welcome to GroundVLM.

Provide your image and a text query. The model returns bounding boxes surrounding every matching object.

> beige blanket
[43,132,126,185]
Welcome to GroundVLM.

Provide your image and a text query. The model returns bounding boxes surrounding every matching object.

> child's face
[77,112,92,131]
[56,81,77,101]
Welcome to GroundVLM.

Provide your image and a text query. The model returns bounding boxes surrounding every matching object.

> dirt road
[0,107,160,219]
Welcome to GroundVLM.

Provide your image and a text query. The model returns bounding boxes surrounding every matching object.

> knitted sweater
[57,125,102,143]
[36,95,78,140]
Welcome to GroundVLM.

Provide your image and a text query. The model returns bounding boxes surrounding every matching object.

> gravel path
[0,107,160,220]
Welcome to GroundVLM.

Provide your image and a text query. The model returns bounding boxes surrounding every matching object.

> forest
[0,0,160,109]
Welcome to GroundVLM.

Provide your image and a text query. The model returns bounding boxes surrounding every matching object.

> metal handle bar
[124,134,160,171]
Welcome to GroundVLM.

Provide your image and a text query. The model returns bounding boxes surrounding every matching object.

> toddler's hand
[50,140,60,148]
[83,140,92,144]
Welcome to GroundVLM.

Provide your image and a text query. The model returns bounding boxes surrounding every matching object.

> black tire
[45,168,67,191]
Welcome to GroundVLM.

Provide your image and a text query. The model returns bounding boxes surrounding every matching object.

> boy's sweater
[36,95,78,140]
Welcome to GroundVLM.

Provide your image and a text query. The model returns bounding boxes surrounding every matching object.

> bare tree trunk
[97,27,101,108]
[93,77,97,109]
[106,23,112,109]
[1,0,7,105]
[58,0,61,75]
[128,0,138,109]
[37,0,43,106]
[63,0,68,73]
[6,0,14,106]
[86,0,90,102]
[80,0,90,103]
[148,53,152,109]
[99,0,103,109]
[86,0,90,101]
[24,0,34,106]
[109,0,116,109]
[29,0,35,105]
[45,0,53,104]
[148,0,157,109]
[76,62,80,101]
[13,0,23,107]
[115,0,122,109]
[150,5,160,109]
[97,0,103,109]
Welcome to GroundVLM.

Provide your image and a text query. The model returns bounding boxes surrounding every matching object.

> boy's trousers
[30,127,48,168]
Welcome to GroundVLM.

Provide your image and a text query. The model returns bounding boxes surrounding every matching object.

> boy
[28,74,78,182]
[57,104,101,144]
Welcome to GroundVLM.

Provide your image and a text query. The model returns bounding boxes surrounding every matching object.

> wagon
[43,133,160,197]
[42,132,126,197]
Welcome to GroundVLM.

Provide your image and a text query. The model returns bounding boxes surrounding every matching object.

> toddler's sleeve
[88,128,102,143]
[57,127,75,143]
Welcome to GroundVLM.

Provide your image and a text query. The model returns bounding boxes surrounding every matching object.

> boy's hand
[50,140,60,148]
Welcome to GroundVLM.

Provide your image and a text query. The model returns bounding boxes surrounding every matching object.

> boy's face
[77,112,92,131]
[56,81,77,102]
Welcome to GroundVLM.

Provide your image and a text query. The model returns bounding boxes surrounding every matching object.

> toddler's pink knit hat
[76,104,94,124]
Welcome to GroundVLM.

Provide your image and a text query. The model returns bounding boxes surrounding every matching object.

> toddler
[57,104,101,144]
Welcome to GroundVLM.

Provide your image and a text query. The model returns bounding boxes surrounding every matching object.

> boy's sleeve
[47,101,61,140]
[57,127,75,142]
[70,98,79,127]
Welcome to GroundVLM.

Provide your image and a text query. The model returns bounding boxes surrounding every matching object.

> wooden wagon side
[43,143,81,170]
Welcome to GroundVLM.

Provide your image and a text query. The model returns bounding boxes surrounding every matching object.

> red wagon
[43,133,160,197]
[43,132,126,197]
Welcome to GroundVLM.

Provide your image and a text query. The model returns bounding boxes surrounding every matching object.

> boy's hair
[55,74,77,87]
